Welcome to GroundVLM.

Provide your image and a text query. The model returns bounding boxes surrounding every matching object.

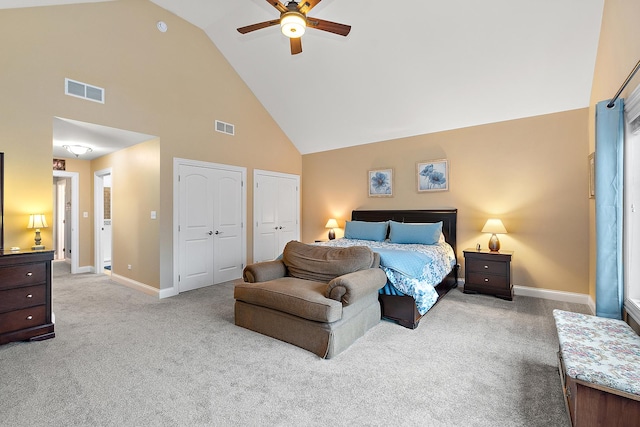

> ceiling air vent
[215,120,235,136]
[65,78,105,104]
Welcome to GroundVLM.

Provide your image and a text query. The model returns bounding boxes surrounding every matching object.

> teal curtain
[595,99,624,319]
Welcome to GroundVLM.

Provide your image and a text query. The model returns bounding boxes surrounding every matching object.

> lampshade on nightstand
[28,214,48,250]
[325,218,339,240]
[481,218,507,252]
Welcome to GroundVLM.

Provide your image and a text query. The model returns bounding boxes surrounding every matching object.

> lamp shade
[481,219,507,234]
[28,214,48,229]
[280,12,306,38]
[325,219,339,229]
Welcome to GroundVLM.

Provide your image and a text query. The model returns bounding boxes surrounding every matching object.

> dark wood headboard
[351,209,457,256]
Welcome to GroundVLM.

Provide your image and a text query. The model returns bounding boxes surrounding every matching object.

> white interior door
[254,170,300,262]
[179,165,215,292]
[176,160,246,293]
[212,169,244,283]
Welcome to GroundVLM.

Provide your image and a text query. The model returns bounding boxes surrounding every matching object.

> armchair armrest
[243,260,287,283]
[325,268,387,305]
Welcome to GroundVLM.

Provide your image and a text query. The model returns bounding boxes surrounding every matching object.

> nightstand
[463,248,514,300]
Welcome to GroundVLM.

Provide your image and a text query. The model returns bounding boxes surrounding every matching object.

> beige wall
[0,1,301,290]
[302,109,590,294]
[92,139,160,287]
[588,0,640,299]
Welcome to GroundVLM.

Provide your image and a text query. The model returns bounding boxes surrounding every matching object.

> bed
[317,209,458,329]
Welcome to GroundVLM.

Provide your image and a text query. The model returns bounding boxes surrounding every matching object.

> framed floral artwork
[417,159,448,192]
[368,168,393,197]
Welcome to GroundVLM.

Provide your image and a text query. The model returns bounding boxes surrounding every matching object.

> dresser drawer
[0,263,46,290]
[0,285,46,313]
[466,258,507,276]
[467,272,508,289]
[0,305,46,334]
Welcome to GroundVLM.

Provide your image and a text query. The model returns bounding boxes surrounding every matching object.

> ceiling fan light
[280,12,306,38]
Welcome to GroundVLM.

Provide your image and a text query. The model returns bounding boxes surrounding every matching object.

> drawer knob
[26,315,33,320]
[484,265,489,269]
[484,278,489,282]
[26,294,33,298]
[26,272,33,277]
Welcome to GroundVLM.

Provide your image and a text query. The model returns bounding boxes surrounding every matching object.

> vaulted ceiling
[3,0,605,154]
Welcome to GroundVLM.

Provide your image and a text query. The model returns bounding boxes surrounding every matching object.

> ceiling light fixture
[63,144,93,158]
[280,12,306,38]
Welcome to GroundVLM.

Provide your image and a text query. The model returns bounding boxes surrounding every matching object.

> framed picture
[53,159,66,171]
[588,152,595,199]
[417,159,448,192]
[368,168,393,197]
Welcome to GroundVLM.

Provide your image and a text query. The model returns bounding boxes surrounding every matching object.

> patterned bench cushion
[553,309,640,396]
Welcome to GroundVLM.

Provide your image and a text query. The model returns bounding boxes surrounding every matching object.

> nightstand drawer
[0,263,46,290]
[467,272,508,288]
[0,305,46,334]
[0,285,47,313]
[466,258,507,276]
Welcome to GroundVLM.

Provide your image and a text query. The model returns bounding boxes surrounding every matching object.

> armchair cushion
[282,240,376,282]
[325,268,388,305]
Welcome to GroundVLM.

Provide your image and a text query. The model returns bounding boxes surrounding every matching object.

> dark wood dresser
[463,248,514,300]
[0,250,55,345]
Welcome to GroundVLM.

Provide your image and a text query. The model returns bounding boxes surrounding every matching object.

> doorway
[52,170,79,274]
[94,168,112,275]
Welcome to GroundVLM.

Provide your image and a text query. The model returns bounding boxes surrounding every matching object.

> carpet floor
[0,261,589,426]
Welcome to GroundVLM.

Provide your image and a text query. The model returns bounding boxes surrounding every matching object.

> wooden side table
[463,248,514,300]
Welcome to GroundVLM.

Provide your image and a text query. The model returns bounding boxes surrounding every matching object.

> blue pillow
[389,221,442,245]
[344,221,388,242]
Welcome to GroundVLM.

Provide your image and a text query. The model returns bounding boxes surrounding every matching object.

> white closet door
[212,169,244,283]
[177,161,246,293]
[254,170,300,262]
[178,165,215,292]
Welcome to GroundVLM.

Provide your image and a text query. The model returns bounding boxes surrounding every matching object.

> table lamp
[28,214,48,250]
[481,218,507,252]
[325,218,339,240]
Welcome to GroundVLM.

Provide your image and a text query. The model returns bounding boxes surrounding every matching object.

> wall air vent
[65,78,105,104]
[626,84,640,134]
[215,120,235,136]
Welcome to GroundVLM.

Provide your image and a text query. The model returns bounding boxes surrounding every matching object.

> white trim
[52,171,79,274]
[172,157,247,296]
[458,280,595,314]
[514,285,595,314]
[110,273,159,297]
[625,298,640,325]
[94,168,112,275]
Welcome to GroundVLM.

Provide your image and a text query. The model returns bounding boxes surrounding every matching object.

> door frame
[172,157,247,295]
[52,170,80,274]
[94,167,112,274]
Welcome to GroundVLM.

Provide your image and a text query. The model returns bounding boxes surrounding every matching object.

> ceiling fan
[237,0,351,55]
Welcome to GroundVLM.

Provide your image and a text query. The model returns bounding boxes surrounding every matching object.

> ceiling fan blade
[297,0,321,14]
[266,0,288,13]
[237,19,280,34]
[307,17,351,36]
[290,37,302,55]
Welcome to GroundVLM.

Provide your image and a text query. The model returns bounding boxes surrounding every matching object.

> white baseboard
[513,285,595,314]
[77,265,93,274]
[458,280,595,314]
[159,286,178,299]
[110,273,160,298]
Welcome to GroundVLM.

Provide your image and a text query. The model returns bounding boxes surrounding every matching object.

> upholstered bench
[553,309,640,427]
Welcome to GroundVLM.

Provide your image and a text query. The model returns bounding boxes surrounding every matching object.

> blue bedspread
[315,239,456,315]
